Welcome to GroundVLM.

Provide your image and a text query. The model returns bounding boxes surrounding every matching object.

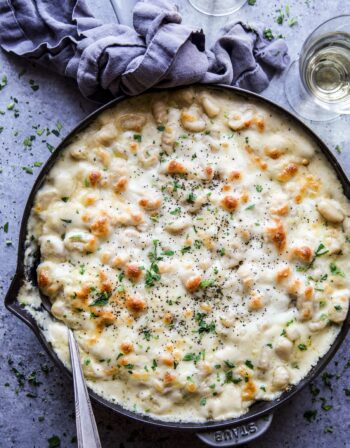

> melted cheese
[19,87,350,422]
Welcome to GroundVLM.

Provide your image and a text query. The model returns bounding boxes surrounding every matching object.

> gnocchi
[21,87,350,424]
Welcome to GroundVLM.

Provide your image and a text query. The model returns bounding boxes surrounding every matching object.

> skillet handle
[196,414,273,447]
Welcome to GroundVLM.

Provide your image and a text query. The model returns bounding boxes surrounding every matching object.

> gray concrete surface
[1,0,350,447]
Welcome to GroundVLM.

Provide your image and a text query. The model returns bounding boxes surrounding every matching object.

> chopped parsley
[321,402,332,411]
[245,360,254,369]
[133,134,142,142]
[275,7,284,25]
[151,359,157,371]
[23,135,35,148]
[309,383,320,397]
[0,74,7,90]
[223,361,241,384]
[297,242,328,271]
[199,397,207,406]
[335,144,342,154]
[298,343,307,351]
[157,125,165,131]
[322,372,334,390]
[224,360,235,369]
[303,409,317,422]
[199,278,215,289]
[255,184,263,192]
[48,436,61,448]
[46,143,55,153]
[288,17,298,27]
[263,28,274,41]
[29,79,39,91]
[162,250,175,256]
[183,353,201,364]
[186,191,197,204]
[181,245,191,255]
[195,313,216,335]
[22,166,33,174]
[330,262,345,277]
[145,240,162,287]
[142,329,151,341]
[90,291,111,306]
[170,207,181,215]
[194,239,202,249]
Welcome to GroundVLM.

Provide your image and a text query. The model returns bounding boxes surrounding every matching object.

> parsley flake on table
[303,409,317,422]
[275,7,284,25]
[0,74,7,90]
[288,17,298,27]
[46,143,55,153]
[29,79,39,91]
[335,144,342,154]
[22,166,33,174]
[263,28,274,41]
[48,435,61,448]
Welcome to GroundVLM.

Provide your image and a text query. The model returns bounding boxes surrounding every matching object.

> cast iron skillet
[5,85,350,447]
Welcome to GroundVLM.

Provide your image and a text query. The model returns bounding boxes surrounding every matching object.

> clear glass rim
[298,13,350,103]
[300,13,350,60]
[188,0,246,17]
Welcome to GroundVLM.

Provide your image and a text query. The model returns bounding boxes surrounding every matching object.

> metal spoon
[40,293,102,448]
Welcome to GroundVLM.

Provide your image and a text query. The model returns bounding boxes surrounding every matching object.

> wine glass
[188,0,246,17]
[284,15,350,121]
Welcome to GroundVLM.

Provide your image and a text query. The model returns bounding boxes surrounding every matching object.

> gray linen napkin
[0,0,289,100]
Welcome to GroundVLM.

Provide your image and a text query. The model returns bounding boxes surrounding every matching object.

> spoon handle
[68,329,102,448]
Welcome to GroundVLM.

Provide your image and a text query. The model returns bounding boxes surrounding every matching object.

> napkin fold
[0,0,289,100]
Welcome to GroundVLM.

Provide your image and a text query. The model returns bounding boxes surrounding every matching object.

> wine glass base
[188,0,246,16]
[284,60,339,122]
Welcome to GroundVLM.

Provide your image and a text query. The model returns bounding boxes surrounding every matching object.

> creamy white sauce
[18,87,350,422]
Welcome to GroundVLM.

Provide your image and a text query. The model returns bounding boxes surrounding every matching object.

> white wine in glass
[303,32,350,106]
[285,15,350,121]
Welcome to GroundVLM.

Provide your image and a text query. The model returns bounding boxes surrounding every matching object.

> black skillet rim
[4,84,350,432]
